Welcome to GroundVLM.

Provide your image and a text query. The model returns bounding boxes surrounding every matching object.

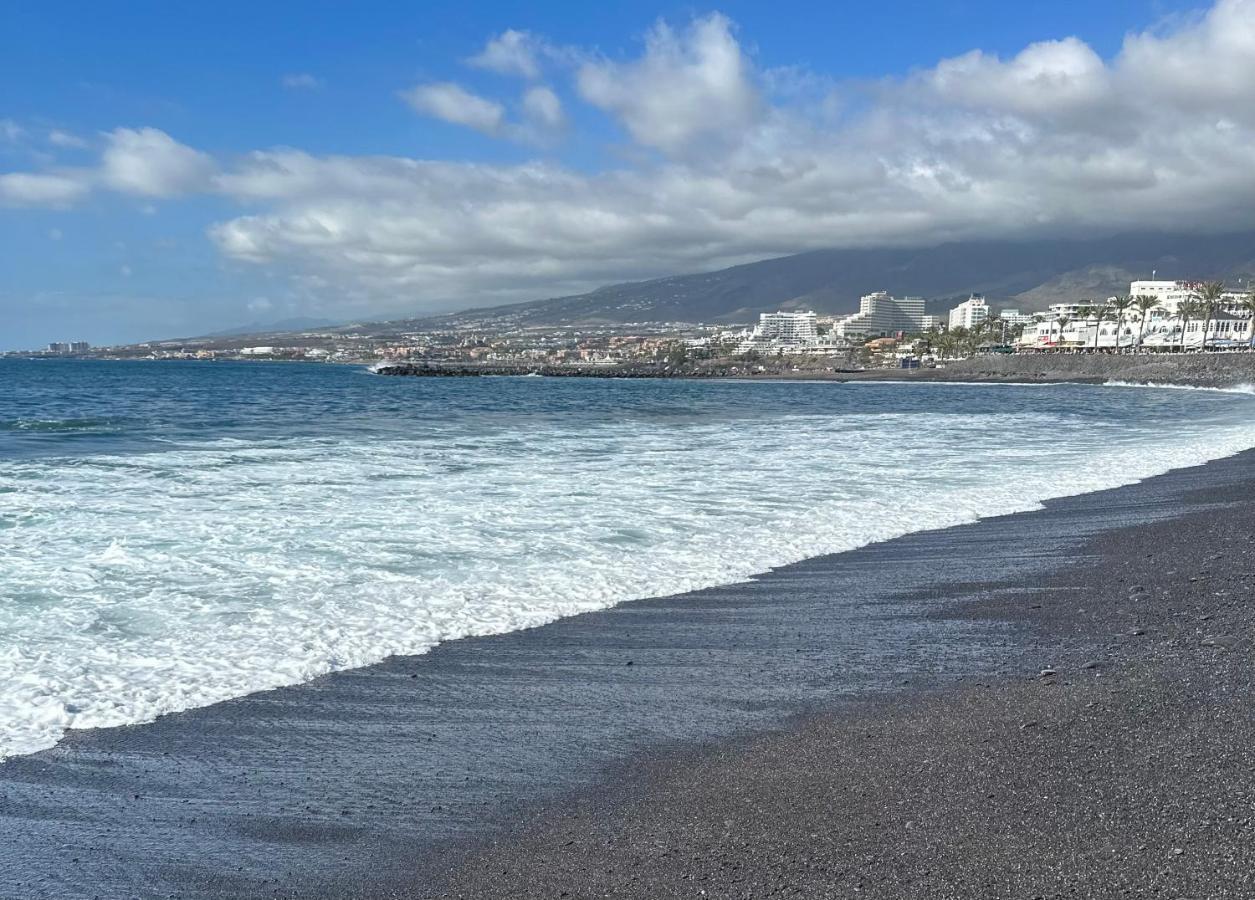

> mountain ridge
[192,231,1255,341]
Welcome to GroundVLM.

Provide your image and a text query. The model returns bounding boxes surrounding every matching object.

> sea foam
[2,380,1255,759]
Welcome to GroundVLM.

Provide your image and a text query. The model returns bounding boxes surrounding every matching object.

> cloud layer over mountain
[5,1,1255,317]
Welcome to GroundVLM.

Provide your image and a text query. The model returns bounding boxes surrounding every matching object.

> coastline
[374,352,1255,390]
[428,456,1255,898]
[4,442,1254,896]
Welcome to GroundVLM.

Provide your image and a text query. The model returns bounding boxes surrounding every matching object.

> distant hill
[330,231,1255,334]
[201,317,337,338]
[187,231,1255,343]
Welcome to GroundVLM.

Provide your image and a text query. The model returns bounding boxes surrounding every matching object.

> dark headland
[3,435,1255,898]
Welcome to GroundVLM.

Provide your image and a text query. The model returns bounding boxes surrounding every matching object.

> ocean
[3,358,1255,762]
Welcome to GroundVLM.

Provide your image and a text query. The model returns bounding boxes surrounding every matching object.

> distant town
[11,278,1255,374]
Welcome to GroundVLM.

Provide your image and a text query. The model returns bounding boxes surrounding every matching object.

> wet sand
[3,451,1253,898]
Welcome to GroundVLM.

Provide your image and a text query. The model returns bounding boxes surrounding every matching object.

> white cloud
[576,13,759,154]
[100,127,216,197]
[467,29,543,79]
[401,82,505,135]
[521,85,565,130]
[0,172,90,207]
[282,73,323,90]
[10,2,1255,321]
[0,119,26,143]
[203,1,1255,318]
[47,129,88,149]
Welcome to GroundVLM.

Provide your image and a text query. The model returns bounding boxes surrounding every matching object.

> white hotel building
[1017,280,1255,350]
[833,292,927,340]
[736,310,828,353]
[755,310,818,344]
[948,294,989,331]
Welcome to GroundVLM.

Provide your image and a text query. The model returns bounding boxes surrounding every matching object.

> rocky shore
[374,352,1255,389]
[937,350,1255,388]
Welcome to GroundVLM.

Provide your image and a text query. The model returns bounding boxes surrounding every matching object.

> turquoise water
[3,358,1254,759]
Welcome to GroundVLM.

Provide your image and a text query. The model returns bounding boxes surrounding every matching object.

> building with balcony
[833,292,926,340]
[948,294,989,331]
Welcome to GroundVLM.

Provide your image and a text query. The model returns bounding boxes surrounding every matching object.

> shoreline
[373,351,1255,389]
[425,453,1255,898]
[4,443,1254,896]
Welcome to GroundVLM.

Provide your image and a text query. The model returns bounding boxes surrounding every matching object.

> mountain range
[226,231,1255,339]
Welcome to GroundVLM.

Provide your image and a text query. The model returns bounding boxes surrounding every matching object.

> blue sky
[4,0,1249,349]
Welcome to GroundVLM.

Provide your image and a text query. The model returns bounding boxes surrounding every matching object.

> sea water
[3,359,1254,760]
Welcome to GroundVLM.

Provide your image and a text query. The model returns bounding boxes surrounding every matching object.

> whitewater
[3,359,1255,760]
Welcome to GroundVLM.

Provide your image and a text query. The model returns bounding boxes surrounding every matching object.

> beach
[3,382,1254,897]
[430,456,1255,899]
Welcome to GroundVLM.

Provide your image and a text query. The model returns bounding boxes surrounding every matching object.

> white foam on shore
[3,391,1255,760]
[1104,380,1255,395]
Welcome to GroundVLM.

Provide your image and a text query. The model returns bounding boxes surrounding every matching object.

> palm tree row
[1066,281,1241,353]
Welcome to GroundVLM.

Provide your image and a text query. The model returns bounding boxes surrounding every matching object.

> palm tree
[1110,295,1134,351]
[1093,305,1110,350]
[981,316,1004,345]
[1240,290,1255,350]
[1133,294,1159,353]
[1054,315,1070,350]
[1175,297,1200,352]
[1077,304,1108,350]
[1196,281,1226,352]
[1075,306,1093,351]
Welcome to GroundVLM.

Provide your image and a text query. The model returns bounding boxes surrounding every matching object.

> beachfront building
[1129,280,1251,315]
[756,311,818,344]
[1016,279,1255,351]
[1018,316,1132,349]
[919,314,944,332]
[833,292,926,340]
[948,294,989,331]
[999,309,1033,328]
[736,310,844,354]
[1128,280,1199,315]
[1101,280,1252,349]
[1137,314,1252,350]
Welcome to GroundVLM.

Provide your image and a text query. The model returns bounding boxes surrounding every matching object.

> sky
[3,0,1253,349]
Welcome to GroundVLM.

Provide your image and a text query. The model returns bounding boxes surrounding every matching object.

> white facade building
[1128,281,1198,316]
[999,309,1033,327]
[755,311,818,345]
[737,311,834,354]
[948,294,989,331]
[1129,280,1250,315]
[833,292,927,340]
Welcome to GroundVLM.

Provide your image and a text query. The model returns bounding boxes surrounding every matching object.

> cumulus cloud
[100,127,216,197]
[576,13,760,154]
[401,82,505,134]
[0,172,90,207]
[10,2,1255,320]
[467,29,543,79]
[202,1,1255,317]
[521,85,565,130]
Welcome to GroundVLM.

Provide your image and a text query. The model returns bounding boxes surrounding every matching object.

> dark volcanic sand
[426,470,1255,899]
[3,451,1254,899]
